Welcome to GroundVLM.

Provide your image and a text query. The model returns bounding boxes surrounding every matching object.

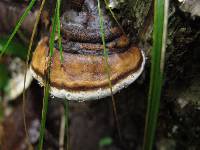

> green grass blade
[97,0,122,142]
[38,81,50,150]
[38,3,59,149]
[0,0,36,59]
[49,14,57,57]
[56,0,64,63]
[143,0,169,150]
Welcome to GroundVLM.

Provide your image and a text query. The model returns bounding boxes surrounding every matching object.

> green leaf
[0,64,9,91]
[0,101,4,121]
[99,137,113,147]
[0,37,27,60]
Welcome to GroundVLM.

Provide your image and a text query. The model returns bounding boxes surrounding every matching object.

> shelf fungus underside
[30,0,145,101]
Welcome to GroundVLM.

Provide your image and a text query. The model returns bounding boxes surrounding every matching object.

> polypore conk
[30,0,145,101]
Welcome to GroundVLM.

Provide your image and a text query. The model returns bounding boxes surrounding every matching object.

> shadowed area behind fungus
[0,80,147,150]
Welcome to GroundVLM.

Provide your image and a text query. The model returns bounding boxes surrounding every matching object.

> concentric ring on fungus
[30,0,145,101]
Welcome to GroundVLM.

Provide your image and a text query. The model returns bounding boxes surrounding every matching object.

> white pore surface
[30,51,146,101]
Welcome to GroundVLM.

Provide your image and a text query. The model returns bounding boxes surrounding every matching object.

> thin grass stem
[103,0,126,36]
[56,0,64,63]
[38,2,59,149]
[97,0,122,143]
[64,100,70,150]
[22,1,46,149]
[38,81,50,150]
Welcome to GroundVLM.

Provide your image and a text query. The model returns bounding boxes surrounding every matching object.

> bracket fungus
[30,0,145,101]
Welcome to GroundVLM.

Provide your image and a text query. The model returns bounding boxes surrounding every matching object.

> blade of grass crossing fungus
[97,0,122,142]
[38,2,59,149]
[143,0,168,150]
[56,0,64,63]
[49,4,59,57]
[57,0,69,148]
[0,0,37,59]
[22,0,46,148]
